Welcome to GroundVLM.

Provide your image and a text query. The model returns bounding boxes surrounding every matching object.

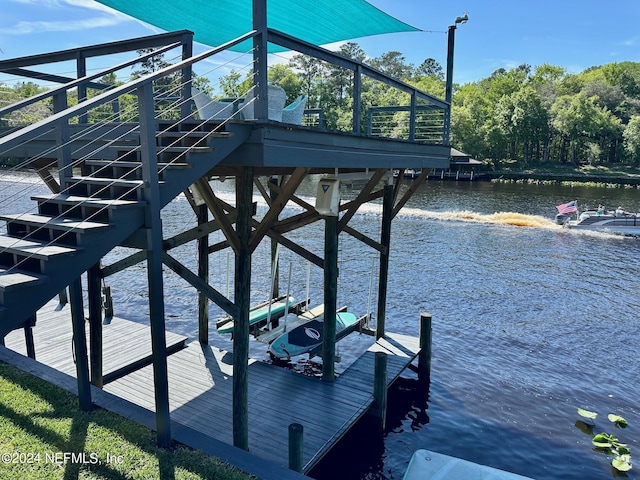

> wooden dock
[105,332,419,472]
[3,300,421,474]
[4,299,187,383]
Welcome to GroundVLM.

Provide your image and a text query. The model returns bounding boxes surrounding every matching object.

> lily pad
[617,446,631,456]
[612,455,633,472]
[608,414,628,427]
[592,432,615,448]
[578,408,598,420]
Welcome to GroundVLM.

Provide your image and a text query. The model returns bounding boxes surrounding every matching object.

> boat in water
[556,204,640,236]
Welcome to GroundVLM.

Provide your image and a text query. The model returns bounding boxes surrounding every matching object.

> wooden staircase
[0,119,251,338]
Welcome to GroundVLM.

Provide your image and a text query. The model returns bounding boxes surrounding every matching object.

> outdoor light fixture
[455,12,469,25]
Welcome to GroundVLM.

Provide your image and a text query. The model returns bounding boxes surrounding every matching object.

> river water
[1,172,639,479]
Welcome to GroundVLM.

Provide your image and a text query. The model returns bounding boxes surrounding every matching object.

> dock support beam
[376,184,393,339]
[419,313,432,382]
[322,214,338,382]
[197,204,209,344]
[69,278,91,411]
[288,423,304,473]
[139,82,171,448]
[233,168,253,450]
[270,176,280,299]
[24,315,36,360]
[87,263,103,388]
[371,351,387,432]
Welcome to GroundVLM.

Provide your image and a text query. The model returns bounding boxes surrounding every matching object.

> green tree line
[218,45,640,166]
[4,44,640,167]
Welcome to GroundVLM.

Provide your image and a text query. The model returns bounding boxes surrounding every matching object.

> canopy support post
[233,167,253,450]
[376,184,393,339]
[252,0,268,121]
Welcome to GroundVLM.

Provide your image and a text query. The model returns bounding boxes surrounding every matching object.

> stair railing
[0,32,258,273]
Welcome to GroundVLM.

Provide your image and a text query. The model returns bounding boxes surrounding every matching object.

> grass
[0,361,254,480]
[491,159,640,178]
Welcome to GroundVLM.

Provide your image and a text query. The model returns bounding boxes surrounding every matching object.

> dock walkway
[4,299,187,383]
[3,300,421,474]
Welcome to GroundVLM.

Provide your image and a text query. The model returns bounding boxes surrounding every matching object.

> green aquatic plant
[608,414,628,428]
[577,408,598,422]
[612,455,633,472]
[591,432,623,450]
[577,408,633,472]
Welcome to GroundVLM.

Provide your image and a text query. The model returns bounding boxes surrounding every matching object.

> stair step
[0,213,110,233]
[157,131,209,138]
[114,146,213,154]
[157,119,231,131]
[0,267,47,291]
[158,131,233,139]
[31,194,145,209]
[67,176,145,188]
[84,159,192,170]
[0,236,78,260]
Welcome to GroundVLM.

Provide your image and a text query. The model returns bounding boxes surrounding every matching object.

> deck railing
[267,28,449,142]
[0,25,449,146]
[0,30,195,125]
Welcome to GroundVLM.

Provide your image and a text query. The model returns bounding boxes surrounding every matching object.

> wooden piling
[102,286,113,319]
[87,263,103,387]
[69,278,91,411]
[233,168,253,451]
[376,184,393,339]
[288,423,304,472]
[322,214,338,382]
[418,313,432,381]
[58,288,68,306]
[269,176,280,299]
[24,315,36,359]
[371,351,388,432]
[139,81,171,448]
[197,204,209,344]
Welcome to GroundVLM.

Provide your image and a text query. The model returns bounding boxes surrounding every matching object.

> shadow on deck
[2,300,420,476]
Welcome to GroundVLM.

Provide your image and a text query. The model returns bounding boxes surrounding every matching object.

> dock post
[269,176,280,299]
[87,263,103,388]
[58,288,68,306]
[69,277,92,411]
[288,423,304,473]
[418,313,432,382]
[24,314,36,360]
[139,81,171,448]
[197,203,209,344]
[376,184,393,339]
[371,351,388,432]
[322,214,338,382]
[233,167,253,451]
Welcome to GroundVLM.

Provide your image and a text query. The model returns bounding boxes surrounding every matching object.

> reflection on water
[1,173,639,479]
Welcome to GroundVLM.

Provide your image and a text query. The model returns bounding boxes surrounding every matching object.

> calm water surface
[1,173,638,479]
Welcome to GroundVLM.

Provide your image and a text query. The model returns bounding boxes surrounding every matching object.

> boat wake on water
[399,207,562,229]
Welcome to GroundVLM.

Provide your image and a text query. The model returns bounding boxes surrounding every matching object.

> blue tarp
[96,0,420,51]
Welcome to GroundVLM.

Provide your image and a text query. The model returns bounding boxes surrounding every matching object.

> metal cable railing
[0,35,258,274]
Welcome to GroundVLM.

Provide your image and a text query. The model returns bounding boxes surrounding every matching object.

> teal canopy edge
[96,0,421,52]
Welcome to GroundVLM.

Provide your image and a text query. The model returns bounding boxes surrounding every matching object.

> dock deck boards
[4,299,187,382]
[3,300,421,474]
[106,332,420,472]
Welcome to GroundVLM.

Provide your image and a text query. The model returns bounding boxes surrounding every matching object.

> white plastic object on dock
[403,449,534,480]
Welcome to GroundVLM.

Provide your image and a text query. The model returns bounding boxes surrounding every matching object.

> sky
[1,0,640,87]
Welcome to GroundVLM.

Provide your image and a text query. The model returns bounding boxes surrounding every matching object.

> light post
[443,12,468,145]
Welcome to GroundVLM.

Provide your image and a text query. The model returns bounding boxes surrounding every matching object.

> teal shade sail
[96,0,420,51]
